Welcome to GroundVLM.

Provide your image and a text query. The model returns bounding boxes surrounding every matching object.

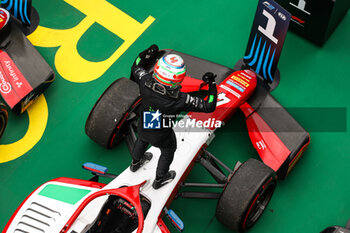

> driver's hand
[140,44,159,60]
[134,44,159,68]
[146,44,159,57]
[202,72,217,85]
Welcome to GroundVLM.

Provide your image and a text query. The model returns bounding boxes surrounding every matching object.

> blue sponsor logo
[263,1,275,11]
[143,110,161,129]
[226,80,245,92]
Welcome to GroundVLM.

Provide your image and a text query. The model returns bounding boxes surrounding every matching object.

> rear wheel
[216,158,276,232]
[85,78,141,148]
[0,102,8,139]
[320,227,341,233]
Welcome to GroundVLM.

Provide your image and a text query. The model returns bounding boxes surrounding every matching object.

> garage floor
[1,0,350,232]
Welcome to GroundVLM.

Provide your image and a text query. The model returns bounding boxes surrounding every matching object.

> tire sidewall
[85,78,140,148]
[216,159,276,232]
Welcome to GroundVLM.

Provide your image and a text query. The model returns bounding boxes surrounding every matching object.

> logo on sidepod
[4,60,19,82]
[256,140,267,150]
[0,71,11,94]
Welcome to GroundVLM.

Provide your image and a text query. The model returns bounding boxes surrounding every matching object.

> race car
[0,7,55,139]
[321,219,350,233]
[3,1,310,232]
[3,48,309,233]
[4,68,279,233]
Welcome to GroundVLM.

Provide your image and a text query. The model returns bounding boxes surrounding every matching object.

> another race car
[3,1,310,232]
[0,5,54,139]
[321,219,350,233]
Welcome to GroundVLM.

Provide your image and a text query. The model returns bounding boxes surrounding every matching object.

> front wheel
[85,78,141,148]
[216,158,276,232]
[0,102,8,139]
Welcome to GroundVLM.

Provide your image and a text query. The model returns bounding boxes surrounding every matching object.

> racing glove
[202,72,217,85]
[131,44,159,82]
[183,72,217,113]
[133,44,159,68]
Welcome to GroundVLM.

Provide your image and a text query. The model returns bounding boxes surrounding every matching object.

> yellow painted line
[28,0,155,83]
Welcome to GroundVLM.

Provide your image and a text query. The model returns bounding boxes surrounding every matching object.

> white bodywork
[5,116,215,233]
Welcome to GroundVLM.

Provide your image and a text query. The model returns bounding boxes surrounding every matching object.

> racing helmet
[153,54,186,89]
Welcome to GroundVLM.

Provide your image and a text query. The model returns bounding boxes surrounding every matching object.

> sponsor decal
[291,15,306,27]
[243,70,255,78]
[0,50,33,108]
[263,1,275,11]
[256,140,267,150]
[226,80,244,92]
[224,73,252,94]
[232,76,250,88]
[219,84,241,99]
[170,56,178,63]
[292,16,305,24]
[5,60,19,81]
[278,12,287,21]
[0,66,21,108]
[0,71,11,94]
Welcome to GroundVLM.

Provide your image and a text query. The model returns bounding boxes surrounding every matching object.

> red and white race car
[4,47,309,233]
[3,1,310,232]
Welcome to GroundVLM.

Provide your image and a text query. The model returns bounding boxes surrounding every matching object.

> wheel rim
[245,180,276,228]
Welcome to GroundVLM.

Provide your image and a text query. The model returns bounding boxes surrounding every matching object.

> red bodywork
[182,70,300,173]
[5,69,308,233]
[0,50,33,109]
[239,102,291,171]
[190,69,257,129]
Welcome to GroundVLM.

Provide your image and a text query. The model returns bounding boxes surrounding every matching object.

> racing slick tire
[216,158,276,232]
[0,102,8,139]
[85,78,141,148]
